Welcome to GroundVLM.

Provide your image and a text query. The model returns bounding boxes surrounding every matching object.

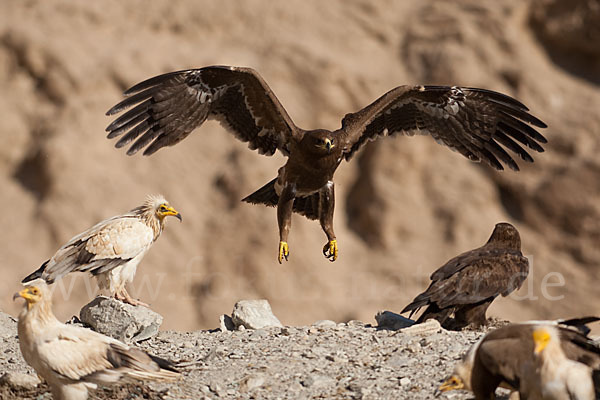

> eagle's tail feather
[242,178,279,207]
[242,179,320,220]
[22,260,50,284]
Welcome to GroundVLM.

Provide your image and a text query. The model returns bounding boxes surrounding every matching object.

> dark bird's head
[303,130,336,155]
[487,222,521,249]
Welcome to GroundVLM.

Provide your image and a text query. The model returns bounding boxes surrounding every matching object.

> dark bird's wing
[106,66,301,156]
[401,247,529,315]
[339,85,547,170]
[558,325,600,369]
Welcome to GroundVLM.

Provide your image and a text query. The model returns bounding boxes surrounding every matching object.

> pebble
[312,319,337,328]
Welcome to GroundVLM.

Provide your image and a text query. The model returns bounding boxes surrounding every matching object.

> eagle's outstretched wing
[106,66,300,156]
[339,85,547,170]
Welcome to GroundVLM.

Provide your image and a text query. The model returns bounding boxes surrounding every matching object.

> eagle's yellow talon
[278,241,289,263]
[322,239,338,262]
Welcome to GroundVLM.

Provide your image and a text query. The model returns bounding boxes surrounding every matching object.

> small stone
[375,311,414,330]
[346,320,365,328]
[231,300,283,330]
[406,341,421,353]
[300,374,334,388]
[399,319,442,336]
[0,372,41,390]
[219,314,235,332]
[240,373,266,391]
[399,377,411,387]
[312,319,336,328]
[209,381,224,396]
[250,329,269,339]
[80,296,163,343]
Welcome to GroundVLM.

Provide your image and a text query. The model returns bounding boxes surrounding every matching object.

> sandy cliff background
[1,0,599,330]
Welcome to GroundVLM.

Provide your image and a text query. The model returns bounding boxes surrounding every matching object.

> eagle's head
[487,222,521,249]
[303,130,336,155]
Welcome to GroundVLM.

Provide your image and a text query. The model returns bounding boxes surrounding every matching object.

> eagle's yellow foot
[278,241,289,264]
[322,239,338,262]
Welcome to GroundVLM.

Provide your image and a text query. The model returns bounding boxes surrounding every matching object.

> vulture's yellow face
[439,375,464,392]
[533,329,551,354]
[156,203,182,222]
[13,286,42,309]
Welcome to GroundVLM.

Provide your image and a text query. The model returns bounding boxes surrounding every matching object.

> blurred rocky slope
[1,0,599,330]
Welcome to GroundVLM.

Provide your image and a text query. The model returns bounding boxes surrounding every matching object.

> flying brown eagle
[401,222,529,329]
[439,317,600,400]
[105,66,547,263]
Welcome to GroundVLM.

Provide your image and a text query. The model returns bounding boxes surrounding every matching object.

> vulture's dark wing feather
[339,85,547,171]
[106,66,300,156]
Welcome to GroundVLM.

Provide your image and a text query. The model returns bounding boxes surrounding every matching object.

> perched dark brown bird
[439,317,600,400]
[401,222,529,329]
[105,66,547,263]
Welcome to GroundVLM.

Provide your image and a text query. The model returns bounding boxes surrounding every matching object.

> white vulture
[439,318,600,400]
[14,282,179,400]
[22,195,181,306]
[519,326,598,400]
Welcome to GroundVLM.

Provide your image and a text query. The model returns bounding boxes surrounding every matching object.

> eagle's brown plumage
[105,66,547,263]
[401,223,529,329]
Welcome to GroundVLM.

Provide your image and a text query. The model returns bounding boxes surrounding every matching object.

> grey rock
[219,314,235,332]
[80,296,162,343]
[375,311,414,330]
[0,372,40,390]
[231,300,282,329]
[398,319,442,336]
[399,377,411,387]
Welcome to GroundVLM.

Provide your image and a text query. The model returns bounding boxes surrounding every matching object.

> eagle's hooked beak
[324,138,334,153]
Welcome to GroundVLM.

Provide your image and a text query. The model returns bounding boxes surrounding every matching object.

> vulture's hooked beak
[160,205,183,222]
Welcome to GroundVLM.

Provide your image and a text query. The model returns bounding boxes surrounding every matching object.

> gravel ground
[0,311,513,399]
